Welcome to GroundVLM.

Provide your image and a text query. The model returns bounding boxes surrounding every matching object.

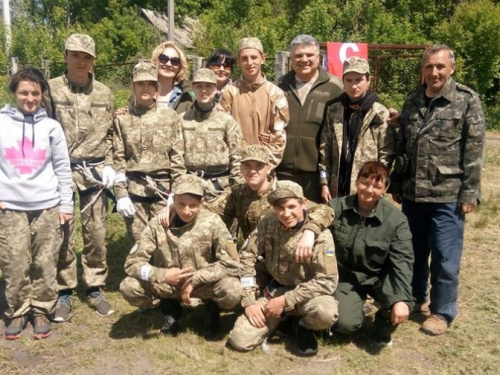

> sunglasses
[158,54,181,66]
[210,62,232,69]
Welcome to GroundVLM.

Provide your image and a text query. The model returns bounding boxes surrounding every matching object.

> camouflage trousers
[57,187,108,290]
[125,199,167,243]
[119,276,241,310]
[0,206,62,317]
[229,292,338,351]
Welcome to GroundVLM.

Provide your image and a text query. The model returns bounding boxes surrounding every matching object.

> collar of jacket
[279,67,330,89]
[344,194,383,224]
[413,78,457,107]
[63,71,94,94]
[238,74,267,91]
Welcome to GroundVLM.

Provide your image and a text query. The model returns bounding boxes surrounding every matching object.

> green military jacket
[278,68,343,173]
[113,103,186,198]
[329,195,413,309]
[395,79,485,204]
[124,210,239,289]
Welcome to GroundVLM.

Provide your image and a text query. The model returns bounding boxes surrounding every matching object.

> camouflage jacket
[124,210,239,288]
[319,100,396,197]
[394,79,485,203]
[220,76,289,168]
[239,211,338,309]
[221,177,335,239]
[113,104,186,199]
[48,74,114,164]
[48,74,114,191]
[181,105,243,189]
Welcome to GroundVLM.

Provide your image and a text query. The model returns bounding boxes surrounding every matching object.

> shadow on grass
[109,303,239,341]
[322,316,395,355]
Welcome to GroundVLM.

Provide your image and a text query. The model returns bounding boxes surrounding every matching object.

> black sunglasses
[210,61,232,69]
[158,54,181,66]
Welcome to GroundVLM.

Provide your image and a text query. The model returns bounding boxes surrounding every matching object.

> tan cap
[238,37,264,54]
[267,180,304,205]
[343,56,370,76]
[192,68,217,84]
[241,145,269,164]
[65,33,96,58]
[173,174,204,196]
[133,60,157,82]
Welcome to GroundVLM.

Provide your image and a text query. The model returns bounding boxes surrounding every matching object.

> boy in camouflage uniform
[228,181,338,356]
[181,68,243,214]
[318,57,396,202]
[220,37,289,169]
[48,34,115,320]
[221,145,334,262]
[113,60,186,243]
[120,174,241,339]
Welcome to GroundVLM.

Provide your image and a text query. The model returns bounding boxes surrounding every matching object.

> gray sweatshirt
[0,105,73,214]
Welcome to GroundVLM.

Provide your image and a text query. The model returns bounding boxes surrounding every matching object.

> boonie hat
[173,175,204,197]
[65,33,96,58]
[238,37,264,54]
[133,60,158,82]
[343,56,370,76]
[191,68,217,85]
[267,181,304,205]
[241,145,269,164]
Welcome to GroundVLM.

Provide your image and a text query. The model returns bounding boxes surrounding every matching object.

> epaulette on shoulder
[455,82,478,97]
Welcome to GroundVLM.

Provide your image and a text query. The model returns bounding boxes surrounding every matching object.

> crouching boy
[120,174,241,338]
[228,181,338,356]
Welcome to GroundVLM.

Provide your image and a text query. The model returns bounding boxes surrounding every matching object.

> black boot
[202,300,221,340]
[294,319,318,356]
[159,299,182,336]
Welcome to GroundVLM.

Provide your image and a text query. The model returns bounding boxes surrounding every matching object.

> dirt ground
[1,132,499,375]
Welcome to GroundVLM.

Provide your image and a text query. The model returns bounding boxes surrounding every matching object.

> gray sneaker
[5,315,29,340]
[32,314,52,340]
[53,294,74,322]
[87,291,114,317]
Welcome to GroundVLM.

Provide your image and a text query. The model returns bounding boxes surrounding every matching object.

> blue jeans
[402,200,465,323]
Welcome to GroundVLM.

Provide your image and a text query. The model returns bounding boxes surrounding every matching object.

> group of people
[0,30,484,358]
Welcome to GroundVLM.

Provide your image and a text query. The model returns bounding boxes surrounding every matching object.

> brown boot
[420,314,448,336]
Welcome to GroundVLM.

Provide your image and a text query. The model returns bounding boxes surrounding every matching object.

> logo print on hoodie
[4,137,46,174]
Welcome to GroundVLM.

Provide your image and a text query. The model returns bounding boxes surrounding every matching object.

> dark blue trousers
[402,200,465,323]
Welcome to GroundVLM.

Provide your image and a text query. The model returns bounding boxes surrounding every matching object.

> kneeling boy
[228,181,338,356]
[120,174,240,338]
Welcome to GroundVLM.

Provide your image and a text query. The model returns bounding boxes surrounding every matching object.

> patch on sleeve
[140,264,152,281]
[326,249,335,257]
[240,276,255,288]
[129,243,138,254]
[320,171,327,179]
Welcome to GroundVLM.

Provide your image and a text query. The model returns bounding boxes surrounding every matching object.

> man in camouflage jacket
[47,33,115,319]
[391,45,485,336]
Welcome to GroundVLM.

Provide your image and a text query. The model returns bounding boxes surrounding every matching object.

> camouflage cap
[241,145,269,164]
[173,174,204,196]
[343,56,370,76]
[65,33,96,58]
[238,37,264,54]
[133,60,158,82]
[267,180,304,205]
[192,68,217,84]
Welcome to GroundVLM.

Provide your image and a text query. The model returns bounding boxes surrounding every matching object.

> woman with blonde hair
[151,41,194,113]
